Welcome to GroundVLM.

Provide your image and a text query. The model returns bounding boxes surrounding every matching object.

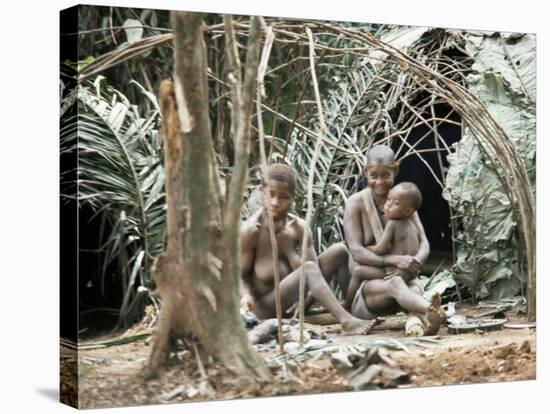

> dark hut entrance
[77,205,123,339]
[392,100,462,274]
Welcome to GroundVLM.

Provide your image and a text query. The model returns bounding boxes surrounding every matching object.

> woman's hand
[240,294,256,312]
[389,255,420,273]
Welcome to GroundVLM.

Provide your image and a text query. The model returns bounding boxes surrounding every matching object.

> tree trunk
[146,12,269,381]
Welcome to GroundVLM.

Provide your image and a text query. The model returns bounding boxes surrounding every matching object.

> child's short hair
[264,163,297,194]
[394,182,422,210]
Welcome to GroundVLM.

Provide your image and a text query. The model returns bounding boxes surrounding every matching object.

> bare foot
[423,293,445,336]
[341,317,377,335]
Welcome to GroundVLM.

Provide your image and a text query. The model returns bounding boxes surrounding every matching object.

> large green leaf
[443,33,535,299]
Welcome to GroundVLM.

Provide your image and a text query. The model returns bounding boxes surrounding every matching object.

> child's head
[261,163,296,220]
[383,182,422,220]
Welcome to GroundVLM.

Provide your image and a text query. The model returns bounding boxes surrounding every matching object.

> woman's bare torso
[250,213,302,298]
[358,193,387,246]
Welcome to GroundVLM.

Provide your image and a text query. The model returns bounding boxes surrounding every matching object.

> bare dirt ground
[61,303,536,409]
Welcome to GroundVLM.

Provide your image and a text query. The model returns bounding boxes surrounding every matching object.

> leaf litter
[72,303,535,409]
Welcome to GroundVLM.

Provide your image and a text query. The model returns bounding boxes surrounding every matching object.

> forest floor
[62,302,536,409]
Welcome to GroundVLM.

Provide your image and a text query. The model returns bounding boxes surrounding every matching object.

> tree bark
[146,12,269,381]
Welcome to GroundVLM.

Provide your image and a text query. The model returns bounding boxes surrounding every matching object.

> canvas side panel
[60,4,79,409]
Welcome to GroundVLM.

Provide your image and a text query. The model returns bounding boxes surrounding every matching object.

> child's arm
[344,264,387,309]
[367,220,396,255]
[411,212,430,265]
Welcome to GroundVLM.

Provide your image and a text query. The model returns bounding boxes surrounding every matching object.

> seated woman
[343,145,445,335]
[240,163,375,335]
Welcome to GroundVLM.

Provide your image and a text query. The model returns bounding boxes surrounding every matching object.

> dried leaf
[348,364,383,390]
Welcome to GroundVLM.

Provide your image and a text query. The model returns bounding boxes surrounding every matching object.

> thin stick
[395,132,445,189]
[255,23,285,353]
[64,25,172,36]
[108,7,117,45]
[207,69,359,154]
[298,28,327,346]
[192,341,208,380]
[399,96,450,159]
[223,15,242,148]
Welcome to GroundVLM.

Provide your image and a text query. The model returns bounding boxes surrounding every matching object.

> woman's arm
[343,192,420,272]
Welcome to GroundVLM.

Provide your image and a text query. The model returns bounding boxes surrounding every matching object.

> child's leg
[363,276,444,335]
[406,278,427,321]
[318,242,351,295]
[344,263,385,310]
[361,276,428,316]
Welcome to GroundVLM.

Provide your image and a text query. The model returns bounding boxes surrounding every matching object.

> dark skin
[240,179,374,335]
[345,164,429,269]
[343,159,444,333]
[343,163,429,307]
[368,185,423,279]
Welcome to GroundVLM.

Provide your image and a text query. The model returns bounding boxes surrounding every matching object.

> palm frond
[60,74,165,325]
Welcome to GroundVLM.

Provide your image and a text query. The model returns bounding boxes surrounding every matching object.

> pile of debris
[331,346,411,390]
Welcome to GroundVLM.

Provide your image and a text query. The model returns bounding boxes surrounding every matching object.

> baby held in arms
[350,181,446,334]
[369,182,423,281]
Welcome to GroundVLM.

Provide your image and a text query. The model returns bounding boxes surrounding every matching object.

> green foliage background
[61,6,535,324]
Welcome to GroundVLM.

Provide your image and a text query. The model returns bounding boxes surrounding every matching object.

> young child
[369,181,423,281]
[349,181,445,334]
[344,181,423,308]
[240,163,374,335]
